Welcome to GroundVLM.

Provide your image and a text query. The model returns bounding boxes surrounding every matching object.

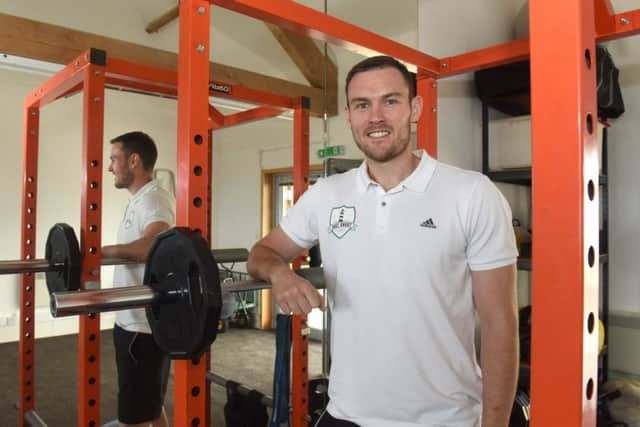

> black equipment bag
[224,381,269,427]
[596,45,625,119]
[475,45,625,119]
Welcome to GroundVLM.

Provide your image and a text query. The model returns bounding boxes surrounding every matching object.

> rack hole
[586,378,594,400]
[585,48,592,68]
[588,180,595,201]
[588,246,595,267]
[588,312,595,334]
[193,197,202,208]
[194,166,203,176]
[194,134,203,145]
[586,113,594,135]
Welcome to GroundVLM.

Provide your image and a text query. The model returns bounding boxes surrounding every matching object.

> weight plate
[144,228,221,360]
[45,223,81,294]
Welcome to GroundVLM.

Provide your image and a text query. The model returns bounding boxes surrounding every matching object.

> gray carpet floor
[0,328,323,426]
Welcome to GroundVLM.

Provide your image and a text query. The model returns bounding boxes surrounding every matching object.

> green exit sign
[317,145,345,158]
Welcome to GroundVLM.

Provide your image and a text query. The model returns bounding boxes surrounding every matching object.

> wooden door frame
[258,165,322,329]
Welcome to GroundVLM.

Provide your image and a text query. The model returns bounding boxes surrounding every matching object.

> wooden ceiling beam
[146,5,179,33]
[0,13,336,117]
[266,23,337,114]
[143,5,338,114]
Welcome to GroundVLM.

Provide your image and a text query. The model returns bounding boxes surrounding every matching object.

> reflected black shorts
[113,324,170,424]
[315,410,360,427]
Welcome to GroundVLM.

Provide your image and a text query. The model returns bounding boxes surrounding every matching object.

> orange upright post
[19,104,39,427]
[78,56,106,427]
[415,73,438,157]
[529,1,600,426]
[175,0,211,426]
[291,97,311,427]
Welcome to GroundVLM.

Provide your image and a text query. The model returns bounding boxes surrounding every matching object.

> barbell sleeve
[0,259,54,275]
[51,267,326,318]
[51,286,155,317]
[0,248,248,276]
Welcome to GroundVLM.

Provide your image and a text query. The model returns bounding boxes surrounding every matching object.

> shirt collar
[130,179,157,201]
[356,150,437,193]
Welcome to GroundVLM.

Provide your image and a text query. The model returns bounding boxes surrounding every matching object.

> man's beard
[114,171,134,189]
[352,122,411,163]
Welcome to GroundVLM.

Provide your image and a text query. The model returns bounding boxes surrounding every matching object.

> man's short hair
[110,131,158,172]
[345,55,417,102]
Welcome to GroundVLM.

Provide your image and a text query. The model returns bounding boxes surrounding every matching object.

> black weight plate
[45,223,81,294]
[144,228,221,360]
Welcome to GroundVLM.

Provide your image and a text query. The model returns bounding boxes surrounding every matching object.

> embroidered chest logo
[420,218,437,229]
[328,206,357,239]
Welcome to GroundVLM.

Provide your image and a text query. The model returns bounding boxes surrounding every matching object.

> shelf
[518,253,608,271]
[488,168,608,186]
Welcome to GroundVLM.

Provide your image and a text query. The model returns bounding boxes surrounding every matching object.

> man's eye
[354,103,368,110]
[385,98,399,105]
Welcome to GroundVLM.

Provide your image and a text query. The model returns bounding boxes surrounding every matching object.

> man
[247,56,519,427]
[102,131,175,427]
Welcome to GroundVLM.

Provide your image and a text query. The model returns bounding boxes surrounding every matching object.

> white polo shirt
[279,150,517,426]
[113,180,175,334]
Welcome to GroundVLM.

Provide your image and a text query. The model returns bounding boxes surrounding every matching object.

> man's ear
[410,95,424,123]
[128,153,140,169]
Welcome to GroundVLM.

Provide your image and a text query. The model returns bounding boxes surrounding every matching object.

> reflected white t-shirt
[113,180,175,334]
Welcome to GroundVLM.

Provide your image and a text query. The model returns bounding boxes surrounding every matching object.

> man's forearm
[480,326,519,427]
[102,236,155,263]
[247,244,291,283]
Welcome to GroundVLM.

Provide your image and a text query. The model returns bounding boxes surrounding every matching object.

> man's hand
[269,265,324,315]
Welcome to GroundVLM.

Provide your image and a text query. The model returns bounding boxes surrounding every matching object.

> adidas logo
[420,218,437,229]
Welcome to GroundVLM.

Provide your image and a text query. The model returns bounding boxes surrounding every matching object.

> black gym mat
[0,328,322,426]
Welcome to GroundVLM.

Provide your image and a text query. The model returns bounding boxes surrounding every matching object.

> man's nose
[367,102,384,123]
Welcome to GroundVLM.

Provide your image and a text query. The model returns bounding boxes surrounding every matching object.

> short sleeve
[140,192,175,231]
[278,180,323,250]
[465,176,518,271]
